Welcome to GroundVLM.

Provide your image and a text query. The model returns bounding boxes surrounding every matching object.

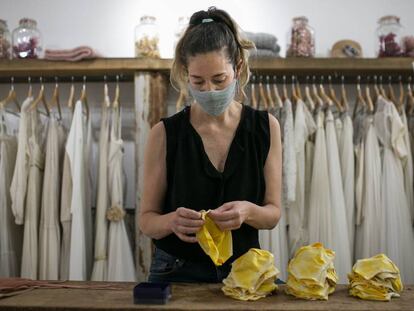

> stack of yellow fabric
[222,248,279,301]
[196,210,232,266]
[348,254,403,301]
[286,243,338,300]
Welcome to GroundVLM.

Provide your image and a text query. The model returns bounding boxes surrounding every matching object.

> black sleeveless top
[154,104,270,262]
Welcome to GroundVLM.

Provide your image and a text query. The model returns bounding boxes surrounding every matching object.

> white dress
[325,109,352,283]
[0,110,20,277]
[107,106,136,282]
[84,108,93,279]
[374,96,414,283]
[21,107,46,280]
[288,99,316,256]
[38,117,65,280]
[401,111,414,223]
[308,110,332,250]
[338,113,355,257]
[66,101,87,280]
[354,115,383,260]
[91,101,110,281]
[282,99,296,206]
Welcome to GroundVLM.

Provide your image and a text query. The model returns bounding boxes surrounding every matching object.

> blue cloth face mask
[188,79,237,116]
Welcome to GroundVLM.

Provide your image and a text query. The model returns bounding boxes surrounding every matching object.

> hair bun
[189,10,211,26]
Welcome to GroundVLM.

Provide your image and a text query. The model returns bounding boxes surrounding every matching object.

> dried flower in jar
[135,36,160,58]
[379,33,403,57]
[13,36,40,59]
[0,36,11,59]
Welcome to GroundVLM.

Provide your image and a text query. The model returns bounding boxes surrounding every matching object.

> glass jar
[377,15,403,57]
[0,19,11,59]
[12,18,42,59]
[173,16,189,51]
[135,15,160,58]
[286,16,315,57]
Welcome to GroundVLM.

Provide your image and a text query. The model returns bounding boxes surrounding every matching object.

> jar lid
[293,16,309,23]
[19,17,37,27]
[378,15,400,24]
[140,15,156,23]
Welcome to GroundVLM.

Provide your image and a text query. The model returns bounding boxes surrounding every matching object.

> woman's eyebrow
[190,72,227,79]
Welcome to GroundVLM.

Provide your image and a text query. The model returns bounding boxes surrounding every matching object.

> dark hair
[171,7,254,99]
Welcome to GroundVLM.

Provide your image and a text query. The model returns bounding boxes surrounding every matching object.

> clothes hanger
[272,76,283,108]
[319,76,333,108]
[340,76,349,111]
[312,75,323,109]
[379,75,388,99]
[250,75,257,109]
[290,75,299,104]
[27,76,32,98]
[364,76,375,112]
[67,76,75,110]
[304,76,315,111]
[258,75,268,110]
[30,77,50,117]
[103,75,111,108]
[397,76,405,113]
[78,75,89,119]
[387,76,399,111]
[328,75,343,112]
[265,76,274,109]
[295,76,303,101]
[353,75,366,118]
[406,77,414,115]
[113,75,120,109]
[282,75,288,102]
[0,77,21,112]
[48,77,62,120]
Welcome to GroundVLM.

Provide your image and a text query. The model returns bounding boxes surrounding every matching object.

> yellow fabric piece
[348,254,403,301]
[196,210,232,266]
[286,243,338,300]
[222,248,279,301]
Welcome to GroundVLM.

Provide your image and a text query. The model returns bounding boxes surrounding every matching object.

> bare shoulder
[146,121,166,158]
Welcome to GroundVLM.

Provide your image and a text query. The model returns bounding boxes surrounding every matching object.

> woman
[139,7,282,283]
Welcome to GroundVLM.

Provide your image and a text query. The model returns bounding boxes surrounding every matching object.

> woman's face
[187,50,236,92]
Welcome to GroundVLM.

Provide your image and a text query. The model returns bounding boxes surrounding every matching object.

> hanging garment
[197,210,232,266]
[282,99,296,205]
[338,112,355,258]
[91,102,110,281]
[66,101,87,281]
[10,98,33,225]
[21,107,46,280]
[325,108,352,283]
[38,118,66,280]
[59,151,72,280]
[401,111,414,222]
[0,110,21,277]
[288,99,316,257]
[308,110,332,250]
[374,96,414,283]
[348,254,403,301]
[354,115,383,260]
[84,108,93,279]
[334,116,343,146]
[106,106,136,282]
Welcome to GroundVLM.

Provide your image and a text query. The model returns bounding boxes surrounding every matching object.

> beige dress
[39,117,66,280]
[21,107,45,279]
[107,106,136,282]
[91,100,110,281]
[0,110,20,277]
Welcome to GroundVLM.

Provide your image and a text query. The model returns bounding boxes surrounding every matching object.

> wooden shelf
[0,57,413,83]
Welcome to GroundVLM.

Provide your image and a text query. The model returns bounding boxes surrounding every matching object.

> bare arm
[209,113,282,230]
[138,122,204,243]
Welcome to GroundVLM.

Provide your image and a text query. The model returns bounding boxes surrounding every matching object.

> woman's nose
[201,81,216,92]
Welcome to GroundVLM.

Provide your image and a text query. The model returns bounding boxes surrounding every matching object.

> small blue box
[133,282,172,304]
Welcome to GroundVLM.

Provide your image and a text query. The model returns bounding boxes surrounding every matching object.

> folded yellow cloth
[196,210,232,266]
[348,254,403,301]
[222,248,279,301]
[286,243,338,300]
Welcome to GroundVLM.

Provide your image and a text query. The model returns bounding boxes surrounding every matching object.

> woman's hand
[208,201,252,231]
[170,207,204,243]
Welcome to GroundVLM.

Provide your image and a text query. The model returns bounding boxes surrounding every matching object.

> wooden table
[0,283,413,311]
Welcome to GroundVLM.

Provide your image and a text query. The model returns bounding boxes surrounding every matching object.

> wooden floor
[0,282,413,311]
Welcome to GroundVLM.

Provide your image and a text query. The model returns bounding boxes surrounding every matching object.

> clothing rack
[0,58,413,83]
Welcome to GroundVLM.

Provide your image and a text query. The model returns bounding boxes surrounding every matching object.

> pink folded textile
[0,278,124,298]
[44,46,102,61]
